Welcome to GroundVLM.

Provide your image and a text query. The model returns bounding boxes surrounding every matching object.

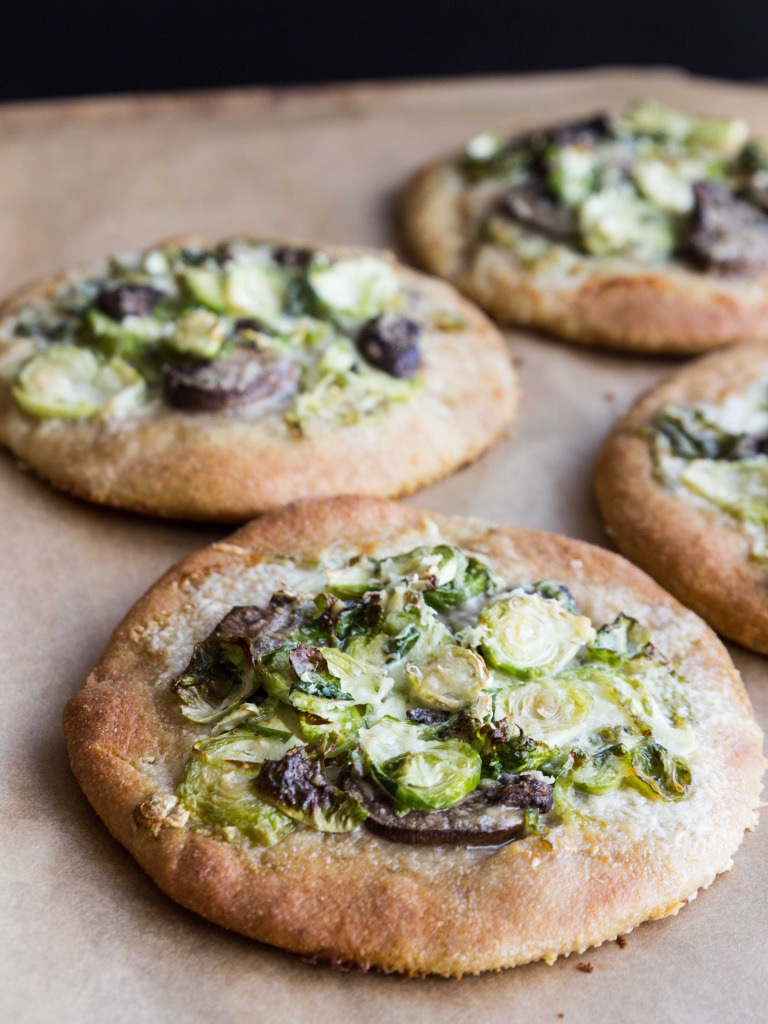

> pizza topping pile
[653,381,768,560]
[8,241,429,428]
[465,100,768,274]
[171,544,695,848]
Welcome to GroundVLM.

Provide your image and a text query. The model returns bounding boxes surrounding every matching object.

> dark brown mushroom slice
[163,348,299,412]
[689,181,768,276]
[96,283,165,320]
[406,708,451,726]
[232,317,275,337]
[502,183,578,242]
[343,774,528,847]
[211,592,314,658]
[271,246,315,271]
[490,772,554,814]
[356,312,422,378]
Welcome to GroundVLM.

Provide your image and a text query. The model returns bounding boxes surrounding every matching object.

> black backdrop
[5,0,768,103]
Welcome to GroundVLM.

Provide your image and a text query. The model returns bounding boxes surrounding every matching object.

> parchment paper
[1,69,766,1024]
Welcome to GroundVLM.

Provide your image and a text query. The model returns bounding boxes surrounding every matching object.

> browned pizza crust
[595,342,768,653]
[401,160,768,355]
[0,238,518,521]
[63,497,764,976]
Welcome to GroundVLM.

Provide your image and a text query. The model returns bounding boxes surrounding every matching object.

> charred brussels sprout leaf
[490,730,564,775]
[568,730,692,802]
[628,740,692,800]
[656,404,747,460]
[530,580,578,613]
[361,718,482,811]
[254,746,367,831]
[173,637,256,723]
[589,614,657,663]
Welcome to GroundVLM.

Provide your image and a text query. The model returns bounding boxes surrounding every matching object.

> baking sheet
[1,68,766,1024]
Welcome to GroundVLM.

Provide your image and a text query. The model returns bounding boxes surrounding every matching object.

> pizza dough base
[0,239,518,521]
[63,497,764,976]
[402,160,768,355]
[595,341,768,653]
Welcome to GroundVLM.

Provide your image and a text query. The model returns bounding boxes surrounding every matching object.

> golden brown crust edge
[401,161,768,356]
[0,239,519,522]
[63,497,764,976]
[595,342,768,653]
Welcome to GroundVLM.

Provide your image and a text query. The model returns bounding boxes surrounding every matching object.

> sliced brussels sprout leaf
[489,729,565,776]
[172,636,256,723]
[627,739,692,800]
[307,256,401,326]
[257,643,352,703]
[193,727,300,766]
[655,403,748,460]
[378,545,494,610]
[406,646,490,712]
[679,458,768,526]
[254,746,367,832]
[295,700,364,751]
[314,592,381,646]
[495,679,593,746]
[546,144,599,207]
[177,753,295,846]
[529,580,578,613]
[85,307,167,360]
[568,729,692,802]
[360,718,482,811]
[178,265,228,313]
[13,345,146,420]
[167,308,227,359]
[588,613,657,664]
[223,263,287,322]
[578,186,676,262]
[325,558,377,598]
[478,591,595,678]
[619,101,748,156]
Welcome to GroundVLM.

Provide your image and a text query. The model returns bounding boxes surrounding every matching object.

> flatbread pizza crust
[401,159,768,355]
[595,342,768,654]
[63,497,763,976]
[0,238,518,521]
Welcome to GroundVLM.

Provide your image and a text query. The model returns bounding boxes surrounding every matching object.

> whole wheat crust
[63,497,763,976]
[0,239,518,521]
[595,341,768,653]
[402,160,768,355]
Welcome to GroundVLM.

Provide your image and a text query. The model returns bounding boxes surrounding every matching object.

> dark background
[4,0,768,103]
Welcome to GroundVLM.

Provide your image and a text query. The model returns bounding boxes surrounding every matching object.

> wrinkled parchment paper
[1,69,766,1024]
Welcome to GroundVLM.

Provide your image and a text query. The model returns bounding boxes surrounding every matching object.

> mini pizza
[63,497,763,976]
[596,342,768,653]
[402,101,768,353]
[0,238,517,520]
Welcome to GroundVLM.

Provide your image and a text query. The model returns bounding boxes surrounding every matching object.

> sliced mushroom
[343,772,534,846]
[689,181,768,276]
[356,312,422,378]
[96,283,164,320]
[212,592,314,657]
[503,183,577,242]
[163,348,299,412]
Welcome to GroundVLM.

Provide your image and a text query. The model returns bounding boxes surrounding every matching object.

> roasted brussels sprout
[361,718,482,811]
[13,345,145,419]
[254,746,367,831]
[478,591,595,678]
[406,646,490,711]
